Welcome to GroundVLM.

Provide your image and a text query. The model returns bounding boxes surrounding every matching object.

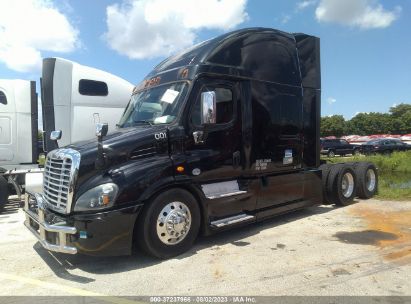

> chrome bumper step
[24,193,78,254]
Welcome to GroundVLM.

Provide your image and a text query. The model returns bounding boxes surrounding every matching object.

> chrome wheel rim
[156,201,191,245]
[366,169,376,192]
[341,172,354,198]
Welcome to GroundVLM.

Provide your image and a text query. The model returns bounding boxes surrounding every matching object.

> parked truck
[24,28,378,258]
[0,58,133,211]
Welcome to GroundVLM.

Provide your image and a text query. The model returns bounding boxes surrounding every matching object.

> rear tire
[319,164,333,204]
[353,149,361,156]
[136,188,200,259]
[354,162,378,199]
[327,164,357,206]
[328,150,335,158]
[0,176,8,212]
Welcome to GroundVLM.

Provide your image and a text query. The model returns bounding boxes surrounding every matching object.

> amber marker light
[176,166,185,173]
[102,194,110,205]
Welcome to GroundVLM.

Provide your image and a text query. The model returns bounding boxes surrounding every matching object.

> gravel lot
[0,198,410,298]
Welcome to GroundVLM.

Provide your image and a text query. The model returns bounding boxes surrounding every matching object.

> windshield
[118,82,188,128]
[366,140,380,145]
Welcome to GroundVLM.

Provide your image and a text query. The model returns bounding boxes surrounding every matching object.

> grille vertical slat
[43,154,73,213]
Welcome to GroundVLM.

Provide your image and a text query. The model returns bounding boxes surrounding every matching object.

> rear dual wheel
[353,162,378,199]
[326,164,357,206]
[319,164,333,204]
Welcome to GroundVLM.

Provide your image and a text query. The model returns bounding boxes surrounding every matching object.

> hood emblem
[192,168,201,176]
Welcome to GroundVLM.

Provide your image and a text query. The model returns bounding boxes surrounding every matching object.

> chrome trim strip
[201,180,247,200]
[206,190,247,200]
[211,214,255,228]
[24,208,77,234]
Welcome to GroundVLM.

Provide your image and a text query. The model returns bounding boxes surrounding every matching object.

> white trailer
[0,58,133,211]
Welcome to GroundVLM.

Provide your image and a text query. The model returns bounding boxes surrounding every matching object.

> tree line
[321,103,411,137]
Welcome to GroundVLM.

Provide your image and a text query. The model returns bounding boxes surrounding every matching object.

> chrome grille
[43,148,80,213]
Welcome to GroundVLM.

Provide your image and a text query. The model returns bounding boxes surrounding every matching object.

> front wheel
[328,150,335,158]
[136,189,200,259]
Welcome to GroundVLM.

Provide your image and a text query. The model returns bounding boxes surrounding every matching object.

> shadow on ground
[0,199,22,216]
[33,204,341,284]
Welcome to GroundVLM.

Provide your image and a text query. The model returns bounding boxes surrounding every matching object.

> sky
[0,0,410,120]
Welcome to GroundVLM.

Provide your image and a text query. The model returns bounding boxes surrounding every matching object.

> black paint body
[49,28,323,256]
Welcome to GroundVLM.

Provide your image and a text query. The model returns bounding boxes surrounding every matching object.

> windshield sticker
[283,149,293,165]
[161,89,179,104]
[154,115,171,124]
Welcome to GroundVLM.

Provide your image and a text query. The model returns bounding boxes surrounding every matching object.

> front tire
[136,188,200,259]
[0,176,8,212]
[328,150,335,158]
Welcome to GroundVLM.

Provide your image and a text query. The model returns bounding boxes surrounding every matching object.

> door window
[79,79,108,96]
[191,86,234,126]
[0,90,7,105]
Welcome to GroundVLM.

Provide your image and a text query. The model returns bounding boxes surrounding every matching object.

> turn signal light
[176,166,185,173]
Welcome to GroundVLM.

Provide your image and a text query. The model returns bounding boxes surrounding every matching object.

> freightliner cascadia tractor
[24,28,378,258]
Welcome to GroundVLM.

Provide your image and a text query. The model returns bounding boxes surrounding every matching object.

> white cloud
[297,0,317,11]
[281,15,291,24]
[104,0,248,60]
[327,97,336,104]
[315,0,401,29]
[0,0,79,73]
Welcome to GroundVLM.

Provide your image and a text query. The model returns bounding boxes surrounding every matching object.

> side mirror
[96,123,108,138]
[50,130,62,141]
[201,91,216,125]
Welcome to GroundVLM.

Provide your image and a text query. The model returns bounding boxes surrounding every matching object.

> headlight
[74,183,119,212]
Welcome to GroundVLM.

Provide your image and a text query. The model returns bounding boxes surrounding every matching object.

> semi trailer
[24,28,378,258]
[0,58,133,211]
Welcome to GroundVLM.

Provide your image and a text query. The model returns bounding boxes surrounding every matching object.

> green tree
[347,112,394,135]
[320,115,346,137]
[389,103,411,134]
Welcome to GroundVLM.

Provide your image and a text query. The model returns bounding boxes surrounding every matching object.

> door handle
[193,131,204,144]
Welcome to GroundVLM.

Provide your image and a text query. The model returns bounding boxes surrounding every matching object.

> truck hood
[66,125,169,184]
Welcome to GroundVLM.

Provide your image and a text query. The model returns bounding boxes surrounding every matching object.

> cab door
[183,78,251,218]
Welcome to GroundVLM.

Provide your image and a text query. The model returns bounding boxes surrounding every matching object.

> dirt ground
[0,198,410,298]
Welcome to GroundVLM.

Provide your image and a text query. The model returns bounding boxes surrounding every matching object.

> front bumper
[24,193,78,254]
[24,192,142,256]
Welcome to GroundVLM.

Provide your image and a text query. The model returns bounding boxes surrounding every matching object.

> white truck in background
[0,58,133,211]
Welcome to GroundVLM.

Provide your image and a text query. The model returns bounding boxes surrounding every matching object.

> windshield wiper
[133,120,153,126]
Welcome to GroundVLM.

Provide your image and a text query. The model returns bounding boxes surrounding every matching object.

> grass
[322,151,411,201]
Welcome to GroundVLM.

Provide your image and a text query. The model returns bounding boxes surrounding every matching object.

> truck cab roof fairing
[148,28,305,86]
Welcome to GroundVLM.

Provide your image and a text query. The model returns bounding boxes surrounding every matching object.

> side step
[211,214,255,228]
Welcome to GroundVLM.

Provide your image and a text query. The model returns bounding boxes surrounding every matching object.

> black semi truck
[24,28,378,258]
